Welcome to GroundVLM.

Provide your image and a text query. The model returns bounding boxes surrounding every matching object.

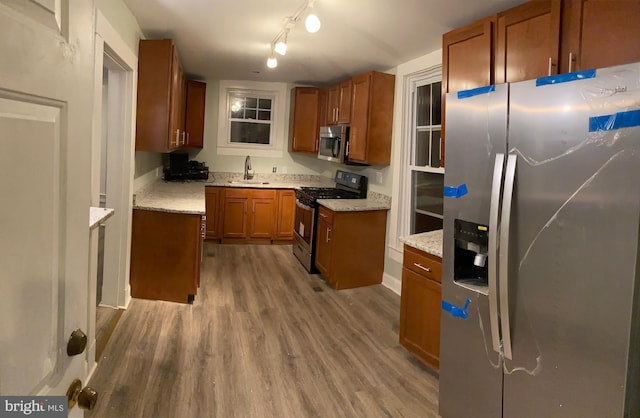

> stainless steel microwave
[317,125,349,163]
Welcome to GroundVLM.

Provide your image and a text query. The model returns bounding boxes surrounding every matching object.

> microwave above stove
[317,125,348,163]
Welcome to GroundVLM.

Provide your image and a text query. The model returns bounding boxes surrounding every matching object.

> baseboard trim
[382,272,401,295]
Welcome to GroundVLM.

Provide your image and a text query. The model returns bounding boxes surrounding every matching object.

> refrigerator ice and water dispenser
[453,219,489,287]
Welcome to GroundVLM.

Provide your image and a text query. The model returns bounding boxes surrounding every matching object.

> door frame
[87,10,137,375]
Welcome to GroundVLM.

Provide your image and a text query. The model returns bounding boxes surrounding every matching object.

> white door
[0,0,95,401]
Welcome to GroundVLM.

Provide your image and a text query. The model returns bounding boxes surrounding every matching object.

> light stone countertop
[134,181,206,215]
[90,207,115,229]
[318,191,391,212]
[399,229,443,258]
[203,172,335,189]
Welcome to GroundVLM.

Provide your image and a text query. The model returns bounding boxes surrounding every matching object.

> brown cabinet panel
[130,209,201,304]
[315,207,387,289]
[348,71,395,165]
[205,186,222,239]
[403,245,442,283]
[276,190,295,240]
[222,197,249,238]
[495,0,561,83]
[337,79,352,124]
[249,195,276,239]
[562,0,640,73]
[318,87,328,128]
[184,80,206,149]
[399,267,442,371]
[135,39,180,152]
[442,16,495,166]
[326,84,340,125]
[289,87,320,154]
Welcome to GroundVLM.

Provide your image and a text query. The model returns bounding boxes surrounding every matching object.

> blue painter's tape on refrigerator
[444,184,468,198]
[457,85,495,99]
[442,299,471,320]
[535,69,596,87]
[589,109,640,132]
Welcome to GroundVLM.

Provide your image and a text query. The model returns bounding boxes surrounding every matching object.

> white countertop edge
[90,207,115,230]
[317,199,391,212]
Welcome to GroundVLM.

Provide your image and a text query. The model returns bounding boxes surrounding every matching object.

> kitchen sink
[227,180,270,185]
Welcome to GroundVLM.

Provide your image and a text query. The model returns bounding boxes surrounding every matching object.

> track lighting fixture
[265,0,321,69]
[274,30,288,56]
[267,52,278,68]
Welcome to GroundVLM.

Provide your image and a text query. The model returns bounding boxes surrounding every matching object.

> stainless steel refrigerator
[439,62,640,418]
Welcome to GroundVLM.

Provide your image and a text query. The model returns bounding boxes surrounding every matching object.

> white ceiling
[123,0,525,85]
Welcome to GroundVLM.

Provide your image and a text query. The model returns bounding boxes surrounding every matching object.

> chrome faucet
[244,155,254,180]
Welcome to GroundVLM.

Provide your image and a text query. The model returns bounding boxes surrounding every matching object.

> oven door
[293,198,316,272]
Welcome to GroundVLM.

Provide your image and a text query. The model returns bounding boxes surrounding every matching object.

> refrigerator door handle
[499,153,517,360]
[488,153,505,354]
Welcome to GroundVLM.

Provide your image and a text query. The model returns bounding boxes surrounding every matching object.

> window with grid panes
[410,79,444,234]
[228,92,274,145]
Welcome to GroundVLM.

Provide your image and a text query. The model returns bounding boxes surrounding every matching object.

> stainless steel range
[293,170,367,272]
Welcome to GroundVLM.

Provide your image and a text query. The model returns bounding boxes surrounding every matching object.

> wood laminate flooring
[87,244,440,418]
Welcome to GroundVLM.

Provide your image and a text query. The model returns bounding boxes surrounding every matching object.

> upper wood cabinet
[289,87,320,154]
[561,0,640,73]
[184,80,207,149]
[136,39,206,152]
[495,0,561,83]
[348,71,395,165]
[326,79,352,125]
[442,16,495,166]
[136,39,184,152]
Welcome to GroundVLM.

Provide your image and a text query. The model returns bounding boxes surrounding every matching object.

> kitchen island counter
[399,229,443,258]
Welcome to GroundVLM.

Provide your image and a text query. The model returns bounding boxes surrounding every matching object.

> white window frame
[217,80,287,157]
[388,64,442,263]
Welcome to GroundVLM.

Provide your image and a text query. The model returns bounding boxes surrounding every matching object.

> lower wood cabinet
[399,244,442,371]
[205,186,222,239]
[206,186,295,244]
[130,208,203,304]
[314,205,387,289]
[275,189,296,241]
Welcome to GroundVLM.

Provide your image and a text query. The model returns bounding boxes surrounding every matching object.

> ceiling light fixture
[274,30,288,56]
[265,0,321,69]
[305,0,321,33]
[267,52,278,69]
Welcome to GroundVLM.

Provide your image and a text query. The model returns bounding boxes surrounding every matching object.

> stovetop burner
[299,187,361,199]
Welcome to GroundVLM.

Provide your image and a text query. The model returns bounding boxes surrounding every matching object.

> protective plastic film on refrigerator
[439,63,640,418]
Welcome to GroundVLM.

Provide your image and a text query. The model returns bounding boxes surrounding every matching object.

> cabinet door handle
[186,132,190,145]
[413,262,431,273]
[547,57,553,76]
[181,131,186,145]
[174,129,180,146]
[568,52,574,73]
[326,227,331,242]
[319,212,328,219]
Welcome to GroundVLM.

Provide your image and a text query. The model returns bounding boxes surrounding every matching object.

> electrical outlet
[156,167,161,177]
[272,166,277,173]
[375,170,383,184]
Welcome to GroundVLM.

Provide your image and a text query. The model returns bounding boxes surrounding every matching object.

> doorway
[88,11,138,372]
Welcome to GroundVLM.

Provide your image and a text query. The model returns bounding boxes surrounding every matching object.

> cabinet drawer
[403,245,442,283]
[251,189,276,199]
[223,188,252,198]
[317,205,334,224]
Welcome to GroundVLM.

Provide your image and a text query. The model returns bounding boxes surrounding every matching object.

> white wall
[96,0,163,193]
[382,49,443,293]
